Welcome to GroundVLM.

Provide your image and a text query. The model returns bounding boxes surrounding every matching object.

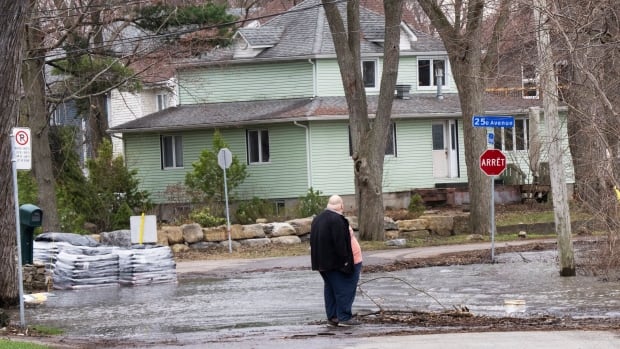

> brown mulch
[357,310,620,335]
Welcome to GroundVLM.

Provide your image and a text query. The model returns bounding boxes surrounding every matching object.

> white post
[223,167,232,254]
[10,129,26,327]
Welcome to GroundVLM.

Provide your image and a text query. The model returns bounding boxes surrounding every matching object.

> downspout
[294,121,312,189]
[308,59,317,97]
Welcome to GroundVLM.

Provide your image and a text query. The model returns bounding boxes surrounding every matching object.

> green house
[110,0,573,218]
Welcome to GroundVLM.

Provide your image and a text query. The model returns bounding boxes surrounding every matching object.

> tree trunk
[451,65,491,235]
[534,0,575,276]
[528,107,542,182]
[322,0,402,240]
[0,0,27,307]
[87,95,110,158]
[87,7,111,158]
[22,9,61,232]
[417,0,512,236]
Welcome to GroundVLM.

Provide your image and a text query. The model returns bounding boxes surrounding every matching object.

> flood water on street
[25,250,620,344]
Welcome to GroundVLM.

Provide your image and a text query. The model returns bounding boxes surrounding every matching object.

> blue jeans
[319,263,362,321]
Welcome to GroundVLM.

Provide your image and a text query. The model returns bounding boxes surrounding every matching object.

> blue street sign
[472,115,515,128]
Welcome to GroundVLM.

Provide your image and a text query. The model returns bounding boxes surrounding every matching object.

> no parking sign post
[10,127,32,327]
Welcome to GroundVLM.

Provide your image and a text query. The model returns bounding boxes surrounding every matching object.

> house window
[161,135,183,169]
[348,122,396,156]
[247,129,270,164]
[493,119,529,151]
[362,60,377,88]
[156,94,168,111]
[418,58,446,87]
[521,65,539,99]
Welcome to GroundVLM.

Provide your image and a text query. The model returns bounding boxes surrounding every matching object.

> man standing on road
[310,195,362,327]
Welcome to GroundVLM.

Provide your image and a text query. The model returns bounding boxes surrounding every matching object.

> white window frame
[417,57,448,90]
[156,93,168,111]
[362,59,378,90]
[161,135,183,169]
[521,65,539,99]
[246,129,270,164]
[493,118,529,151]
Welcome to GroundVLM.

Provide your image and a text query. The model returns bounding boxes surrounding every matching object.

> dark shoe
[338,318,361,327]
[327,318,339,327]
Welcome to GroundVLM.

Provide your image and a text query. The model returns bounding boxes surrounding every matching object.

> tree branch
[481,0,511,76]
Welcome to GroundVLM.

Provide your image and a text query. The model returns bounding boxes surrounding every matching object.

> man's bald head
[326,195,344,213]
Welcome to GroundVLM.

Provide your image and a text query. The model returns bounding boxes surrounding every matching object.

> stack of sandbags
[116,245,177,286]
[33,241,69,271]
[52,246,120,290]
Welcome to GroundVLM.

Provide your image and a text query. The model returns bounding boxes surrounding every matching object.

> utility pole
[533,0,575,276]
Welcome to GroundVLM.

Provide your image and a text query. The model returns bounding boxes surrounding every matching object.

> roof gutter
[293,121,312,189]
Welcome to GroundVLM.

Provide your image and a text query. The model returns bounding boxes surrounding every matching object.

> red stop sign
[480,149,507,176]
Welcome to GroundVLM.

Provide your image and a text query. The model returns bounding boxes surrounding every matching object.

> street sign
[480,149,507,176]
[12,127,32,170]
[217,148,232,170]
[472,115,515,128]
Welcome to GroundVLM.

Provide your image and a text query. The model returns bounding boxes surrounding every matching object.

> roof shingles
[110,94,542,133]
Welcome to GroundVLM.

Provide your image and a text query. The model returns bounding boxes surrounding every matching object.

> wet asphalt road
[22,239,620,348]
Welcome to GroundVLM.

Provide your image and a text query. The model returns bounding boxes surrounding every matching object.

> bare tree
[417,0,511,235]
[322,0,403,240]
[21,0,61,231]
[550,0,620,275]
[0,0,27,307]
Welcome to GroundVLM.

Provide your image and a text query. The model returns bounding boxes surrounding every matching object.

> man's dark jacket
[310,209,354,274]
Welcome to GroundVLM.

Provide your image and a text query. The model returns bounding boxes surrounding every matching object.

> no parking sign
[12,127,31,170]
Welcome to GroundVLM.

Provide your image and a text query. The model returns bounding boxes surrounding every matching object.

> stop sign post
[479,149,507,176]
[473,116,514,262]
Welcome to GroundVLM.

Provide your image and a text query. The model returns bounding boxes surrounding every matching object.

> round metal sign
[217,148,233,169]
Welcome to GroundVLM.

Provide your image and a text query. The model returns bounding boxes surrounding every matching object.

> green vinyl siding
[396,57,417,89]
[309,121,355,195]
[315,59,385,97]
[125,124,309,204]
[178,62,314,104]
[315,60,344,96]
[317,57,434,97]
[235,123,309,200]
[383,119,436,190]
[124,133,187,202]
[124,115,571,206]
[309,118,469,196]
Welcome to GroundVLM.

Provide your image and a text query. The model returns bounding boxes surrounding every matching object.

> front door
[432,120,459,178]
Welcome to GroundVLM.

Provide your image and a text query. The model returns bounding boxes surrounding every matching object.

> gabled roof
[109,94,544,133]
[236,26,285,48]
[178,0,445,67]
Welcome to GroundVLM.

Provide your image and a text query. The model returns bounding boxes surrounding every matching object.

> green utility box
[19,204,43,265]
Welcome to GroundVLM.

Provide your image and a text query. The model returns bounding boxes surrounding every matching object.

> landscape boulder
[182,223,204,244]
[270,222,297,237]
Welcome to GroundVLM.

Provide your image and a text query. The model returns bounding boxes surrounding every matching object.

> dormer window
[362,60,377,88]
[521,65,539,99]
[156,94,168,111]
[418,58,446,88]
